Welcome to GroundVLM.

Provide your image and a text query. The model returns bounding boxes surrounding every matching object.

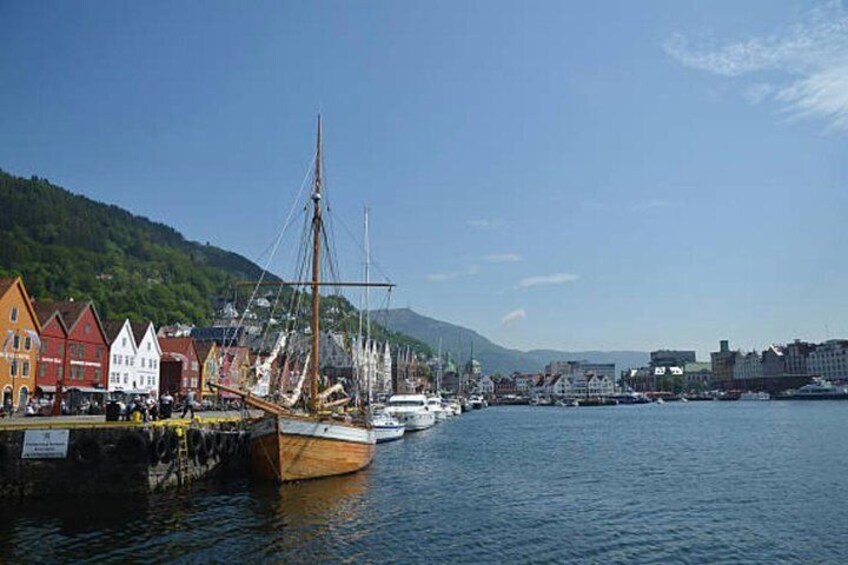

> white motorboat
[372,410,405,443]
[427,396,448,422]
[468,395,485,409]
[385,394,436,431]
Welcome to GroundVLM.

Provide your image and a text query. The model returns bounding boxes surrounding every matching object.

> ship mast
[310,115,323,412]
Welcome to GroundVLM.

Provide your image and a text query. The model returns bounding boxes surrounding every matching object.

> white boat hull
[374,424,406,443]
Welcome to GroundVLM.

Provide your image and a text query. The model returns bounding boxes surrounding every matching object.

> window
[39,364,46,378]
[95,368,101,381]
[192,361,198,371]
[79,345,85,358]
[147,342,151,351]
[96,346,103,358]
[84,323,91,334]
[41,341,47,354]
[24,336,31,351]
[12,335,20,350]
[58,343,64,356]
[10,306,18,322]
[57,366,64,379]
[122,337,126,347]
[140,358,145,368]
[10,361,17,376]
[22,361,30,377]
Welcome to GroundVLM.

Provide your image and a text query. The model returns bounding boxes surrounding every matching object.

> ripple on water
[2,403,848,564]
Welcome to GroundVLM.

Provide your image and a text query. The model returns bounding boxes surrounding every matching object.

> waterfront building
[493,375,517,396]
[807,340,848,382]
[195,341,219,401]
[104,319,139,394]
[650,350,696,368]
[219,345,252,393]
[784,339,816,376]
[475,374,495,396]
[191,325,245,347]
[683,362,712,391]
[733,351,763,381]
[33,300,109,404]
[710,340,739,383]
[132,322,161,398]
[33,301,66,399]
[158,337,200,397]
[762,345,785,379]
[0,277,41,411]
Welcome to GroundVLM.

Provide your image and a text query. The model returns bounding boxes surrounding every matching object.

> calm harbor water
[2,402,847,564]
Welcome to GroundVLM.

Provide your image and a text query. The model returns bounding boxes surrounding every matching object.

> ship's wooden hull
[250,415,376,482]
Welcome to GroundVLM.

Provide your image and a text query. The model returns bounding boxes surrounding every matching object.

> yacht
[427,396,448,422]
[385,394,436,431]
[788,378,848,400]
[468,395,485,409]
[371,410,406,443]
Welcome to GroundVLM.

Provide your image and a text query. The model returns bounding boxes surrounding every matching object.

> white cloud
[467,219,505,230]
[501,308,526,328]
[518,273,579,288]
[485,253,522,262]
[632,200,684,213]
[664,3,848,133]
[427,265,479,282]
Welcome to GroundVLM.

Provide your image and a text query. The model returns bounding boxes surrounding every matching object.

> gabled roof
[130,322,152,347]
[194,341,216,362]
[158,336,195,357]
[102,320,128,344]
[0,277,42,333]
[35,299,107,342]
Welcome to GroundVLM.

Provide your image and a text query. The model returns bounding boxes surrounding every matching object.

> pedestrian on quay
[160,391,174,419]
[181,389,196,419]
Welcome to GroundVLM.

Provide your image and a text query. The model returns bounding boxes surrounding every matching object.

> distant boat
[787,378,848,400]
[739,391,771,401]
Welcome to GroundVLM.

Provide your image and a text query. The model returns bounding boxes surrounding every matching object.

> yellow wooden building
[0,277,41,411]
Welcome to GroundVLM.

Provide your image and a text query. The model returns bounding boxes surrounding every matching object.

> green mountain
[0,169,428,356]
[374,308,649,375]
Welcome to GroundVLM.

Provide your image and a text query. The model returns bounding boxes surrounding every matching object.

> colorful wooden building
[0,277,41,411]
[34,300,110,405]
[194,341,219,402]
[158,337,199,397]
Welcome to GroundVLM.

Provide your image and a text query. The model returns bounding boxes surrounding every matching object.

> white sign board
[22,429,70,459]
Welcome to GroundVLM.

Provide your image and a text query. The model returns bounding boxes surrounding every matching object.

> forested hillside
[0,170,431,356]
[0,170,275,325]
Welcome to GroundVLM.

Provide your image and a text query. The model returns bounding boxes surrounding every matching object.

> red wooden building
[158,337,199,397]
[34,300,109,400]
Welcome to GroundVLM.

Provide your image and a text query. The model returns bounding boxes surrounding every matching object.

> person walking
[160,391,174,419]
[181,389,196,419]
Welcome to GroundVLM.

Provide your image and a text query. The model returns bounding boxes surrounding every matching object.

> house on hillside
[0,277,41,412]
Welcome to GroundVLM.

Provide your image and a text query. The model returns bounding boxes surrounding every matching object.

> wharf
[0,410,266,499]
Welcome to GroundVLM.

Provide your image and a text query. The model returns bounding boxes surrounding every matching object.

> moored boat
[372,411,406,443]
[385,394,436,431]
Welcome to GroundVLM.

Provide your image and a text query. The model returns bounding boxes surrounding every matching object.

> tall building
[807,340,848,381]
[710,340,738,383]
[784,339,816,376]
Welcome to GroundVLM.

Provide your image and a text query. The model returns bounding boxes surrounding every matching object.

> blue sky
[2,1,846,358]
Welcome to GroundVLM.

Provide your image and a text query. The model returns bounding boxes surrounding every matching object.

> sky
[1,1,847,358]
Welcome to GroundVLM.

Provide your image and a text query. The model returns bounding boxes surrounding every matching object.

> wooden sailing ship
[213,117,391,482]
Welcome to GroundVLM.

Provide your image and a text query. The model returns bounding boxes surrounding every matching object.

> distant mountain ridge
[374,308,649,374]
